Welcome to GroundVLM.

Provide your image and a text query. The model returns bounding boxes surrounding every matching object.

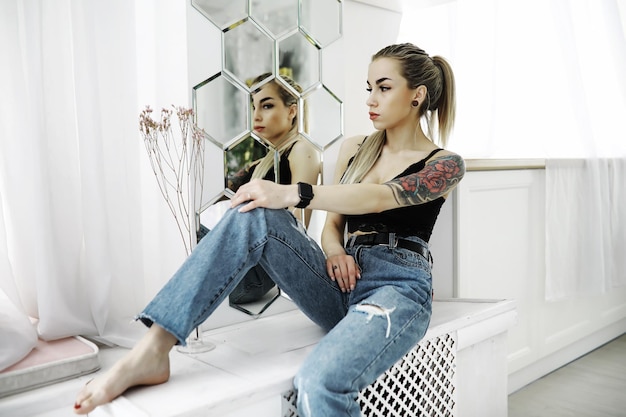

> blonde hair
[250,74,305,181]
[341,43,456,185]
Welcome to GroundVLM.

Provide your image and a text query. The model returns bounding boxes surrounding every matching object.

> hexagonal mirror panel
[300,0,342,48]
[247,72,273,90]
[229,273,281,317]
[225,135,270,195]
[191,0,343,318]
[303,85,343,149]
[278,30,320,93]
[251,0,298,38]
[194,72,249,147]
[192,0,248,30]
[224,19,275,88]
[196,135,227,214]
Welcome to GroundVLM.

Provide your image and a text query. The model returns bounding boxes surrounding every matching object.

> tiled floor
[508,334,626,417]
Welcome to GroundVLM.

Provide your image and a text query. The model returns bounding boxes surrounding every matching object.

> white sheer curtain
[399,0,626,299]
[546,158,626,300]
[0,0,189,347]
[542,1,626,299]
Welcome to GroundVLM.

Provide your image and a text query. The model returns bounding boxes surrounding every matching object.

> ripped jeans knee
[354,303,396,338]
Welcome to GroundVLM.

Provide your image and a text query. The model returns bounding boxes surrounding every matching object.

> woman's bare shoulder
[291,138,319,157]
[428,148,464,164]
[425,148,466,179]
[435,148,462,157]
[339,135,367,155]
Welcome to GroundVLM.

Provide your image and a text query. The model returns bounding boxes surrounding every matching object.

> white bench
[0,299,516,417]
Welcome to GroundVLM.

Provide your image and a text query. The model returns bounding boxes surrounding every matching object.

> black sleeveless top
[260,143,294,184]
[345,148,445,242]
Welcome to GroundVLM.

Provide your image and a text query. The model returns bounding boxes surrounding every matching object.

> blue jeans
[137,207,433,417]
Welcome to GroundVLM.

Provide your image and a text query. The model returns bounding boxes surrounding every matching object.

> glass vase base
[176,338,216,354]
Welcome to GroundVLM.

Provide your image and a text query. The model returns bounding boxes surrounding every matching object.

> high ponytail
[431,55,456,147]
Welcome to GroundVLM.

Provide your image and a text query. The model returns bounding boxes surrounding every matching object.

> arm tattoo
[384,154,465,206]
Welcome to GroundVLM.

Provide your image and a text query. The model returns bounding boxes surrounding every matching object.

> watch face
[300,183,313,199]
[296,182,313,208]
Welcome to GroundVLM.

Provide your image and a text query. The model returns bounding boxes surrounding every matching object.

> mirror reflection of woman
[226,74,319,227]
[73,43,465,416]
[205,74,319,304]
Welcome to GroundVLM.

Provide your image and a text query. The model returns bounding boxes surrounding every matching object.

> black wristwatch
[295,182,314,208]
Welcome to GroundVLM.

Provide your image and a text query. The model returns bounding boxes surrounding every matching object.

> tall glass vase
[140,106,215,354]
[177,217,215,354]
[177,326,215,354]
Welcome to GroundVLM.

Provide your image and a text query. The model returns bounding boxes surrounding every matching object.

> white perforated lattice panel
[281,333,457,417]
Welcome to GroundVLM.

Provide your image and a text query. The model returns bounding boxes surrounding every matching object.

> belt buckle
[387,232,398,248]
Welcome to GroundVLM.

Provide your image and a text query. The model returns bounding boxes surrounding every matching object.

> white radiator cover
[281,333,458,417]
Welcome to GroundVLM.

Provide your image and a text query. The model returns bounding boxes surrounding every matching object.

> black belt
[347,233,430,260]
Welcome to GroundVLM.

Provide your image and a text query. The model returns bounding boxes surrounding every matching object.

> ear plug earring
[411,100,419,108]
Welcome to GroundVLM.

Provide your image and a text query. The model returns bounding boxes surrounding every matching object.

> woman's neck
[269,130,298,150]
[384,121,432,153]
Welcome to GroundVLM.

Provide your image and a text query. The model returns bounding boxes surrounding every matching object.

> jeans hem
[134,313,188,346]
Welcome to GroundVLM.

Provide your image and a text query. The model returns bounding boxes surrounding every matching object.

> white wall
[342,1,402,139]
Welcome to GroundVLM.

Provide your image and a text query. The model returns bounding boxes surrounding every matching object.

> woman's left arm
[232,153,465,215]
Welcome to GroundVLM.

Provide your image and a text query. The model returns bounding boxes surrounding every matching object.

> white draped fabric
[400,0,626,300]
[546,158,626,300]
[540,1,626,299]
[0,0,189,348]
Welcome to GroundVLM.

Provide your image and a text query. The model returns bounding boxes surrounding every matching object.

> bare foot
[73,326,177,414]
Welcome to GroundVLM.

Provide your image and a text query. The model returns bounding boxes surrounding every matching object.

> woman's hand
[326,253,360,293]
[231,179,299,212]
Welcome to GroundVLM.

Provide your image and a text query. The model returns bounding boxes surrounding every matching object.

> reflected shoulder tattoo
[384,154,465,206]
